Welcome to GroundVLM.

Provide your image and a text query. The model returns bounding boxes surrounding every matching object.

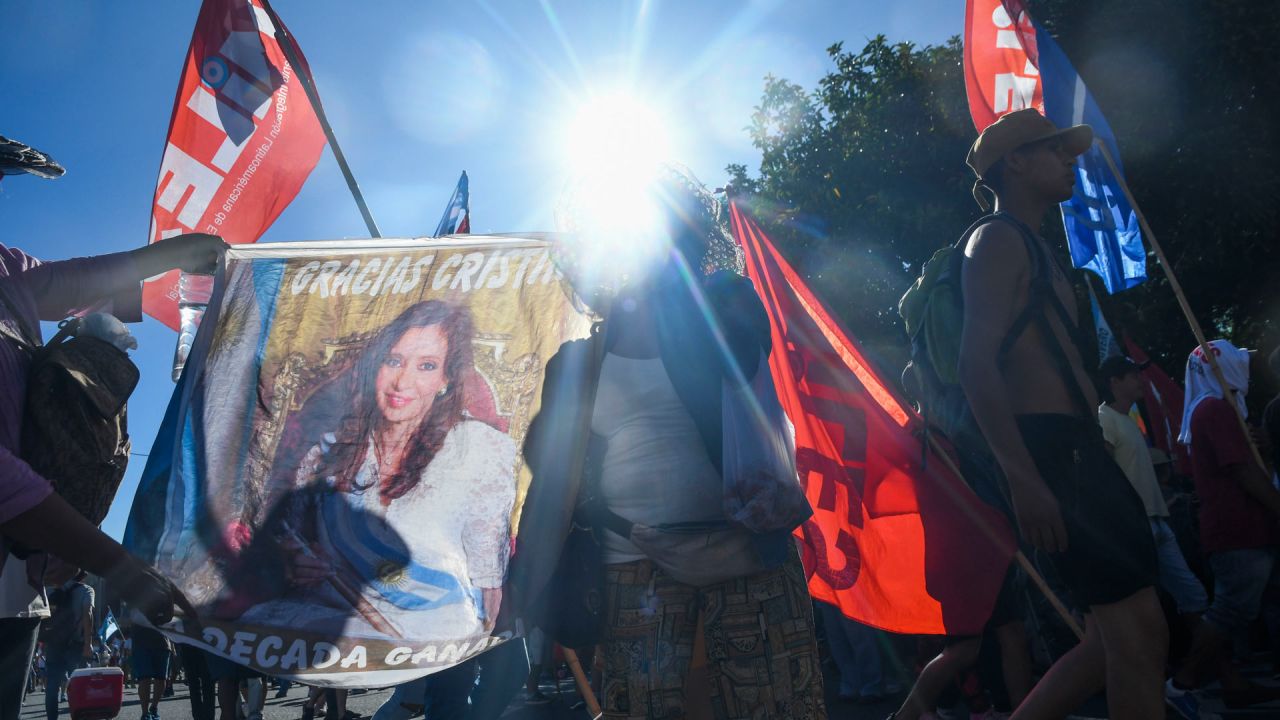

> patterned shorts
[601,553,826,720]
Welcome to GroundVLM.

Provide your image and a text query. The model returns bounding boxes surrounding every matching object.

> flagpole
[562,648,602,719]
[1094,142,1268,473]
[258,0,382,238]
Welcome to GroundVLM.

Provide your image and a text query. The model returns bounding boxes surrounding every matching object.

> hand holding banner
[126,235,593,686]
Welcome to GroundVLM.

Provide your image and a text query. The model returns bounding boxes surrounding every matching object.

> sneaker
[1165,679,1200,720]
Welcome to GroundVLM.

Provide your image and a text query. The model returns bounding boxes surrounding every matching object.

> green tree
[727,35,981,373]
[729,6,1280,398]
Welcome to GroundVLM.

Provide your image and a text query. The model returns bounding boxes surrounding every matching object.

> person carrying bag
[511,167,823,720]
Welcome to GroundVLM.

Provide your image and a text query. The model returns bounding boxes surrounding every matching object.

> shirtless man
[957,109,1166,719]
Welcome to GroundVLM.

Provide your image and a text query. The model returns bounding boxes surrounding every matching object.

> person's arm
[0,446,54,538]
[1234,463,1280,517]
[705,271,771,381]
[1204,400,1280,517]
[1,492,193,626]
[19,234,224,321]
[958,223,1068,552]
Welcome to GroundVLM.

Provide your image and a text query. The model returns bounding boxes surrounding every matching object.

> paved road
[21,662,1280,719]
[20,671,900,720]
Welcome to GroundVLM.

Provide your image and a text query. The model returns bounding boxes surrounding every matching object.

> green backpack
[898,212,1053,459]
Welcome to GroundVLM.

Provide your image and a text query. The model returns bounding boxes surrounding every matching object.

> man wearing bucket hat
[956,110,1166,719]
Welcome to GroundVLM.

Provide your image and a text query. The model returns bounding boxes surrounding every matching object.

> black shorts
[1016,414,1157,608]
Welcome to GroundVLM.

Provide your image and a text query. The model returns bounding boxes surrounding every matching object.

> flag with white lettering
[730,202,1016,635]
[143,0,326,329]
[963,0,1147,293]
[125,235,592,685]
[434,172,470,237]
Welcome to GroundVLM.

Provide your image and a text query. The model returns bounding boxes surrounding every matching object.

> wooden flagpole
[1094,142,1268,473]
[258,0,382,238]
[562,648,603,719]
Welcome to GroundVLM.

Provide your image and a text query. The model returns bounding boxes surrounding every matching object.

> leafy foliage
[729,6,1279,395]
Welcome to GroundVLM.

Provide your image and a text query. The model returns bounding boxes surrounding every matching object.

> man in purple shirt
[0,135,223,720]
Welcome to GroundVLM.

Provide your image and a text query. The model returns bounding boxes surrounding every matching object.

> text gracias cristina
[287,248,560,298]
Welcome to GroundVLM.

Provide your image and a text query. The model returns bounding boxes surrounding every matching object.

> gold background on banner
[209,241,592,535]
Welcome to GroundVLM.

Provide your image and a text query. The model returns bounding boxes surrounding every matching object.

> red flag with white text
[962,0,1042,131]
[730,202,1016,635]
[143,0,326,328]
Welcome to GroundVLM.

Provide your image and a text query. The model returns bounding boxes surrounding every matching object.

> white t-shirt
[1098,403,1168,518]
[591,354,724,564]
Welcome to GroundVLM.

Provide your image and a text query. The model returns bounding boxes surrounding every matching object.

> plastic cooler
[67,667,123,720]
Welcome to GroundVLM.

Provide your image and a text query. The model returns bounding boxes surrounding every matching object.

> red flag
[730,202,1016,635]
[1123,336,1192,476]
[963,0,1042,132]
[143,0,326,328]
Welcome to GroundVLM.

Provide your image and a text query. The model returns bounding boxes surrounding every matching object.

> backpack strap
[984,213,1096,421]
[593,504,635,540]
[952,212,1049,361]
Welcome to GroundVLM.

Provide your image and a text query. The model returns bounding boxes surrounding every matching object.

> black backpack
[42,583,89,657]
[0,290,138,552]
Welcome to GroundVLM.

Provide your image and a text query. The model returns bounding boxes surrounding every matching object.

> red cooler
[67,667,123,720]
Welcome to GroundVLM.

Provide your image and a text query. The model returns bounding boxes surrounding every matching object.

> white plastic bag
[721,353,812,533]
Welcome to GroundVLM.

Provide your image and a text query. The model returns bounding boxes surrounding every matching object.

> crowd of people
[2,105,1279,720]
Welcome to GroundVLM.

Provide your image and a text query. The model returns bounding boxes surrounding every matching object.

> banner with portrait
[124,235,594,686]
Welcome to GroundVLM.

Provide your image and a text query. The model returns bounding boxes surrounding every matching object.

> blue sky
[2,0,962,540]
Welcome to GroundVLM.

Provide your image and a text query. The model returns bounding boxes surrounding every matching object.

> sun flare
[555,89,678,289]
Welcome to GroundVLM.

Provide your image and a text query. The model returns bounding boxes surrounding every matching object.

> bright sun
[563,89,671,178]
[556,89,676,288]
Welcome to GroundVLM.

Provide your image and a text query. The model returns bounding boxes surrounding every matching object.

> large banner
[125,235,593,686]
[144,0,327,329]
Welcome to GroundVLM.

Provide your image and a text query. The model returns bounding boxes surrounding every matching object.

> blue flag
[99,610,119,642]
[1088,284,1123,362]
[1036,28,1147,293]
[433,171,470,236]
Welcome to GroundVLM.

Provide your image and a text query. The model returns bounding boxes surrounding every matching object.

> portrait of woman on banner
[238,299,517,641]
